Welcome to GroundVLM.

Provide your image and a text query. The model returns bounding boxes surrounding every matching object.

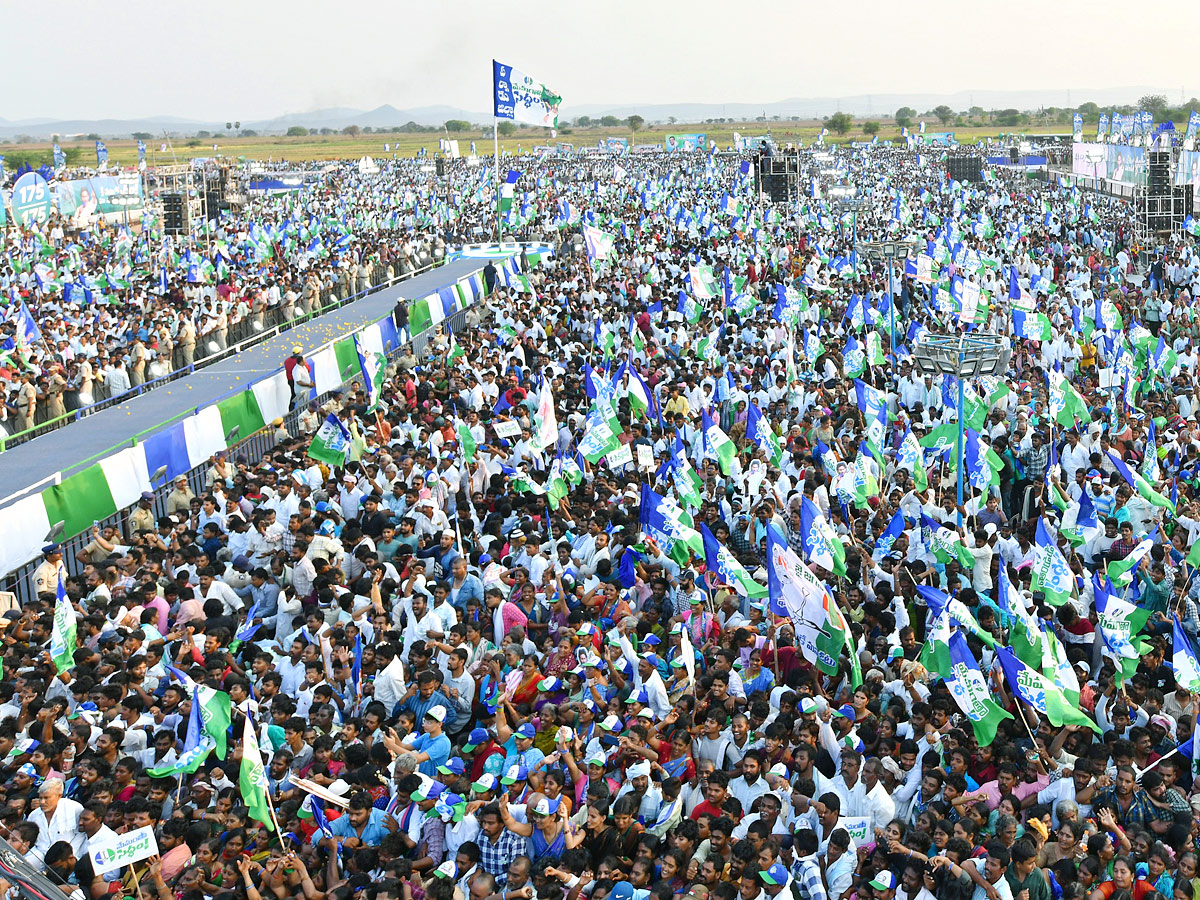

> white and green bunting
[0,257,517,584]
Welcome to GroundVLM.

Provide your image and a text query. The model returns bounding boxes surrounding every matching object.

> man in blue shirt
[397,670,459,732]
[311,793,393,850]
[400,704,452,777]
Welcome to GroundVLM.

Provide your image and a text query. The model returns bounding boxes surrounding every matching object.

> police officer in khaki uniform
[32,543,67,599]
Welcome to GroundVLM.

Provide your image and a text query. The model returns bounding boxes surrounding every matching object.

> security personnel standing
[32,544,67,599]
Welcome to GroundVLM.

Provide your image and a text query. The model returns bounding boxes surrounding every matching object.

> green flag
[197,685,232,760]
[456,420,477,464]
[946,631,1013,747]
[702,410,736,476]
[239,716,275,832]
[50,576,77,675]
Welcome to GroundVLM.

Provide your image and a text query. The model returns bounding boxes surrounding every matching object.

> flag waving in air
[746,403,783,466]
[1107,450,1176,514]
[994,646,1100,732]
[1031,518,1074,605]
[766,526,860,687]
[1174,616,1200,694]
[307,414,352,467]
[699,523,767,599]
[50,575,77,674]
[701,408,736,476]
[583,224,616,262]
[946,631,1012,746]
[239,715,276,831]
[799,496,847,578]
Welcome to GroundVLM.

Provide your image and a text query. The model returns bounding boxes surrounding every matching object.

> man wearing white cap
[398,705,452,778]
[615,759,661,823]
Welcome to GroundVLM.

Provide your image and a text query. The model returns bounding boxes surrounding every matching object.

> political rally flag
[196,684,233,759]
[583,224,616,262]
[1012,309,1052,341]
[148,683,215,777]
[994,646,1100,731]
[700,523,767,599]
[896,428,928,491]
[799,496,847,578]
[766,527,858,685]
[579,404,621,463]
[1107,451,1175,514]
[1174,615,1200,694]
[746,403,783,466]
[946,631,1012,746]
[493,60,561,129]
[874,509,906,558]
[50,575,77,674]
[1093,572,1151,683]
[456,420,477,464]
[307,414,352,467]
[239,715,276,831]
[499,170,521,213]
[639,484,704,566]
[701,408,736,476]
[1031,518,1074,605]
[354,334,387,412]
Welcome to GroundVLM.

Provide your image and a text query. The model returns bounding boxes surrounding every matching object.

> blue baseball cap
[760,863,789,886]
[515,724,536,740]
[501,764,528,785]
[413,779,445,802]
[833,704,857,722]
[437,758,466,776]
[463,728,490,751]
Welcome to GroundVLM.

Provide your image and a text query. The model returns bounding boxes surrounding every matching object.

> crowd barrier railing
[0,244,545,603]
[0,261,439,453]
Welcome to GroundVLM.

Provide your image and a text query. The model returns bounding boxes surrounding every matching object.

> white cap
[425,706,447,723]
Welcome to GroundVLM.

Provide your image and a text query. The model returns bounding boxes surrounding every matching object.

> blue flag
[874,510,906,557]
[618,548,643,588]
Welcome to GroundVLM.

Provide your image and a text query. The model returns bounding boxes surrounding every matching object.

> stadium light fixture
[911,333,1010,526]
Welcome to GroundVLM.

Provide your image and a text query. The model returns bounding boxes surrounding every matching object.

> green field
[0,121,1073,168]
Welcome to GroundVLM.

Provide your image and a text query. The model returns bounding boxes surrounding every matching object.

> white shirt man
[30,779,86,857]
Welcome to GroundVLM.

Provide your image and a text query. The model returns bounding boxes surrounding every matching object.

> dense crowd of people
[0,161,463,437]
[4,141,1200,900]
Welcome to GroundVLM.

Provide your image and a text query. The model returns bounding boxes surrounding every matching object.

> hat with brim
[868,872,897,891]
[412,778,445,802]
[759,863,789,886]
[462,728,490,752]
[471,774,499,794]
[500,764,528,785]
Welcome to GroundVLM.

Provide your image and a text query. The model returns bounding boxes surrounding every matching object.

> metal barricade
[0,280,494,604]
[0,262,437,453]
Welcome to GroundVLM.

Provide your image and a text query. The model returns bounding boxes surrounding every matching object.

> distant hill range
[0,86,1173,140]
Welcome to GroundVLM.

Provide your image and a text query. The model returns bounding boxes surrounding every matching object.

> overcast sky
[5,0,1192,122]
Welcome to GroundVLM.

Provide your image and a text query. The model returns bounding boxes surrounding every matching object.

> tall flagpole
[494,120,501,242]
